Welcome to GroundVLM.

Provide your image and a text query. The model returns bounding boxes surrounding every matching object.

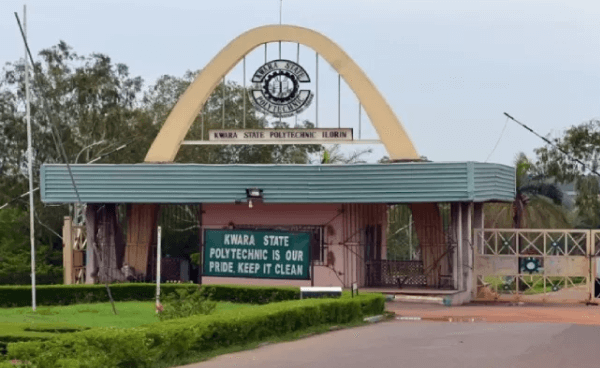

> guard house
[43,25,515,305]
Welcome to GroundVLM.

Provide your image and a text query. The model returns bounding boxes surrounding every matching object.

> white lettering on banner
[224,234,256,246]
[211,248,269,261]
[263,235,290,247]
[285,250,303,262]
[274,264,303,276]
[208,129,353,142]
[209,261,234,273]
[237,262,261,274]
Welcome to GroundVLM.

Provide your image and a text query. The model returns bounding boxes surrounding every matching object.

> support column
[450,203,460,290]
[85,204,99,284]
[62,216,73,285]
[472,203,485,299]
[461,203,472,297]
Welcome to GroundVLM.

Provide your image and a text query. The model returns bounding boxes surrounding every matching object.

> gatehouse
[47,25,518,305]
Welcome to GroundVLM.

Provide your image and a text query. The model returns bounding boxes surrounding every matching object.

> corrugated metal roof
[40,162,515,204]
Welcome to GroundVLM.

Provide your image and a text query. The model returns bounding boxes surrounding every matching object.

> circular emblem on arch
[249,59,313,118]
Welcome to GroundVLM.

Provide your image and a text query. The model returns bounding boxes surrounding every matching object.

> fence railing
[365,260,426,288]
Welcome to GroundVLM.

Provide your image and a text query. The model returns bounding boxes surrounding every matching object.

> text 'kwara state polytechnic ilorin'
[208,128,353,142]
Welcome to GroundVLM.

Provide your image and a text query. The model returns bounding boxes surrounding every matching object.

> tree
[318,144,372,164]
[0,208,61,284]
[535,119,600,228]
[0,41,326,282]
[0,41,148,243]
[484,153,569,229]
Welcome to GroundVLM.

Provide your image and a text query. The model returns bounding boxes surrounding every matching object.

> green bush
[0,284,198,308]
[198,284,300,304]
[159,288,216,321]
[22,324,90,334]
[0,336,50,356]
[7,293,384,368]
[0,284,300,308]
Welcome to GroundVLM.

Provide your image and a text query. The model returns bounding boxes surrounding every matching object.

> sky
[1,0,600,167]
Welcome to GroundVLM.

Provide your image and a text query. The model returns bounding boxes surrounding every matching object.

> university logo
[249,59,313,118]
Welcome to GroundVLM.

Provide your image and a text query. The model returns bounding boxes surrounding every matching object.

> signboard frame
[202,228,312,281]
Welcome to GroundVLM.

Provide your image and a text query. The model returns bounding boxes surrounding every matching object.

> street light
[245,188,263,209]
[75,140,105,164]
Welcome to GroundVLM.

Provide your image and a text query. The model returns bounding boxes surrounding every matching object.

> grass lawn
[0,300,258,350]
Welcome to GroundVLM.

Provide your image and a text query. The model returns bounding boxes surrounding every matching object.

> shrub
[7,293,385,368]
[0,284,300,308]
[198,284,299,304]
[0,284,198,308]
[158,288,216,321]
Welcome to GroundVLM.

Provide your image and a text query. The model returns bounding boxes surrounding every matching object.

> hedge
[6,293,385,368]
[0,284,300,308]
[199,284,299,304]
[0,284,197,308]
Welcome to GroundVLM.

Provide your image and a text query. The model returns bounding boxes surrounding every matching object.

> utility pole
[24,4,36,311]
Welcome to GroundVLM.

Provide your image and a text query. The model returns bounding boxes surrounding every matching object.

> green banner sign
[203,229,311,280]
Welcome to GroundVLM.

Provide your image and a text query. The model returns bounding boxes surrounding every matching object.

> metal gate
[474,229,592,303]
[592,230,600,303]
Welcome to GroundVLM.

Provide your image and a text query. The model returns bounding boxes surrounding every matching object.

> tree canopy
[0,41,323,283]
[535,119,600,228]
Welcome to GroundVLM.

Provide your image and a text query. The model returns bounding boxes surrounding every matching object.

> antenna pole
[24,4,37,312]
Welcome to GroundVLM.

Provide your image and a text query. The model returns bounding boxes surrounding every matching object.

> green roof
[40,162,515,204]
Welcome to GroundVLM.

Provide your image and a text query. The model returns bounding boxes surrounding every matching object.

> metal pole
[315,53,319,128]
[264,44,268,125]
[278,42,282,125]
[201,108,204,140]
[279,0,282,24]
[409,212,412,260]
[198,204,204,285]
[156,226,162,312]
[24,5,36,312]
[358,103,362,140]
[338,74,341,128]
[243,57,246,128]
[222,78,225,129]
[295,43,299,127]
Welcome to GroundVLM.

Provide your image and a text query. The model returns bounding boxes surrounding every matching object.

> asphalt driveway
[179,320,600,368]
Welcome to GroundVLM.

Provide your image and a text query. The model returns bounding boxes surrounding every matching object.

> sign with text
[203,229,311,280]
[208,128,353,143]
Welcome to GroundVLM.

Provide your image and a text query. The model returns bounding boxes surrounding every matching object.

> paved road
[387,301,600,325]
[180,320,600,368]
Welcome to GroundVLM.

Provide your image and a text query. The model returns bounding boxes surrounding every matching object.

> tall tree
[484,153,568,229]
[0,41,147,273]
[535,119,600,228]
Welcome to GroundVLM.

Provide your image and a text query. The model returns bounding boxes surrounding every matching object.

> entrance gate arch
[144,25,419,163]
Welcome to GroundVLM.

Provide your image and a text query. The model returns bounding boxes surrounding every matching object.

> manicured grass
[2,293,385,367]
[0,301,257,347]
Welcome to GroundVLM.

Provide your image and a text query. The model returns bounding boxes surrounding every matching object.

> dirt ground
[387,300,600,325]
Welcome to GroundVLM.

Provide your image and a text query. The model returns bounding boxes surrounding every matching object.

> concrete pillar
[62,216,73,285]
[471,203,485,299]
[461,203,473,300]
[449,203,462,290]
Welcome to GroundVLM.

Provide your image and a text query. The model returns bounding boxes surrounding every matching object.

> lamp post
[75,140,106,164]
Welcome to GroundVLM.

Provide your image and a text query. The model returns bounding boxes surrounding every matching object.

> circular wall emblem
[249,59,313,118]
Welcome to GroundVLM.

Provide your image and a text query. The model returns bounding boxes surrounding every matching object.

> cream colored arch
[144,25,419,162]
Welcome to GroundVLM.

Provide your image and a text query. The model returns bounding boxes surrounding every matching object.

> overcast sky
[2,0,599,166]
